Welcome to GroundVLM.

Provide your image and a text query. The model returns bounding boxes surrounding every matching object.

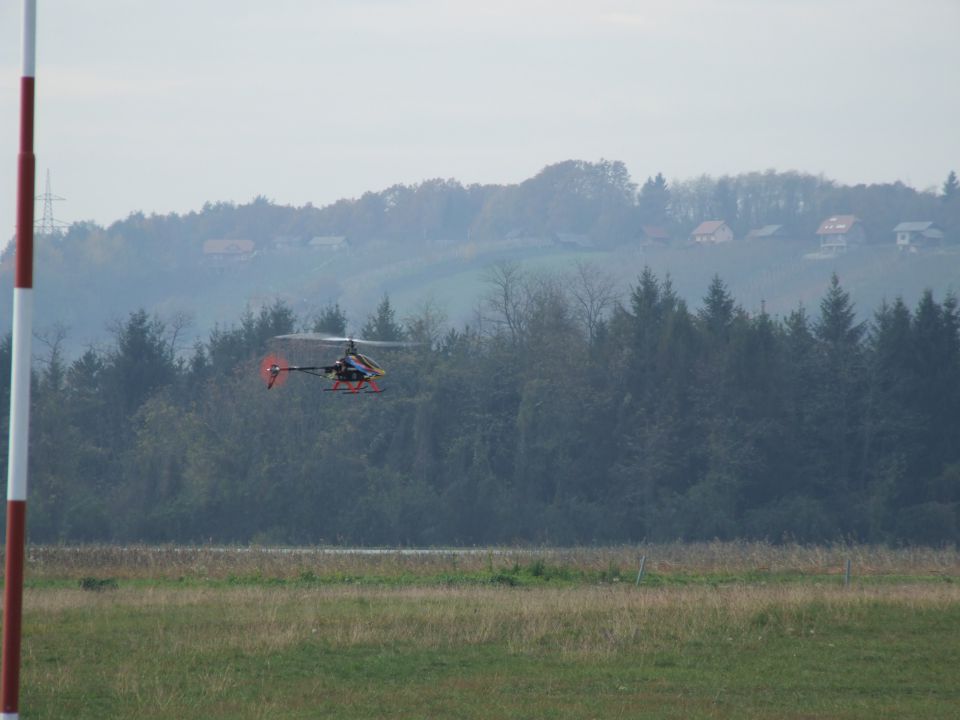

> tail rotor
[260,353,290,389]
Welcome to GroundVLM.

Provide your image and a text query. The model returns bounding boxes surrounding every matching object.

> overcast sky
[1,0,958,236]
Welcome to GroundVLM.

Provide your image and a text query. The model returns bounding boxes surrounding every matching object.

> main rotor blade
[272,332,342,343]
[272,332,418,347]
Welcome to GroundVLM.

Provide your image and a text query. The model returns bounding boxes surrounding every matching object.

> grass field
[10,544,960,719]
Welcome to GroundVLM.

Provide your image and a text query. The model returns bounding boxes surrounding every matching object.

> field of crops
[11,543,960,719]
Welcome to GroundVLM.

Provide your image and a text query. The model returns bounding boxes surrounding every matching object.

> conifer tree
[361,294,404,341]
[943,170,958,200]
[312,302,348,336]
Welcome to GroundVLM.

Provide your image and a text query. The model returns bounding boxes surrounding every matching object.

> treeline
[13,162,960,259]
[4,266,959,546]
[5,161,958,356]
[135,164,960,246]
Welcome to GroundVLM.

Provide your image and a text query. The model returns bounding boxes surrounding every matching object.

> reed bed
[19,541,960,582]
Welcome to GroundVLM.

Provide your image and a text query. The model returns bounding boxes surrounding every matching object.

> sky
[1,0,958,237]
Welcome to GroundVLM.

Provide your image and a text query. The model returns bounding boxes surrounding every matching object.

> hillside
[1,160,958,353]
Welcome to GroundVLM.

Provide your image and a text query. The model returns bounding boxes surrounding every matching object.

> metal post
[635,555,646,586]
[844,558,851,588]
[2,3,37,719]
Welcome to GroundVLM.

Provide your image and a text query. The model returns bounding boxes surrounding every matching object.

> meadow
[11,543,960,719]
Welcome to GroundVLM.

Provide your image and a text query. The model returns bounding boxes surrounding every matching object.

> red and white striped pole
[2,2,37,718]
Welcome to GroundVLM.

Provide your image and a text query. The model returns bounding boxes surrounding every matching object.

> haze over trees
[5,267,959,546]
[3,160,958,354]
[1,160,957,545]
[13,161,958,253]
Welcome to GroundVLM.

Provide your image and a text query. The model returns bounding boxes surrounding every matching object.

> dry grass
[24,581,960,659]
[19,541,960,581]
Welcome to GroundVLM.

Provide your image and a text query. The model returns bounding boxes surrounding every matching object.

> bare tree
[404,295,448,349]
[482,260,531,345]
[166,311,194,358]
[568,260,619,343]
[34,322,70,391]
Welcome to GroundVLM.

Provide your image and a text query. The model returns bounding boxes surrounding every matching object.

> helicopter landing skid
[325,379,383,394]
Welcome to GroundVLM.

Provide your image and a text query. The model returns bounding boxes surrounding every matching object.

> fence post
[844,558,851,588]
[635,555,647,586]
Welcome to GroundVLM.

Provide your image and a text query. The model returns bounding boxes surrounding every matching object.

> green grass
[11,545,960,718]
[19,584,960,719]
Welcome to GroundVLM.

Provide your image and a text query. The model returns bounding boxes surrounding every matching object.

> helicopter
[260,333,411,394]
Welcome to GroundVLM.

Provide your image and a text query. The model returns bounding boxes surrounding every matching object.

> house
[815,215,864,254]
[893,221,943,252]
[202,239,255,264]
[690,220,733,244]
[309,235,348,250]
[638,225,671,246]
[745,224,789,241]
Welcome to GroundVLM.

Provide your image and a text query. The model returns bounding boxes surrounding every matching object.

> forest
[4,161,959,356]
[3,265,958,546]
[24,163,960,253]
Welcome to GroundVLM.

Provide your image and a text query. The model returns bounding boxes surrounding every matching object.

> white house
[893,221,943,251]
[690,220,733,244]
[815,215,864,254]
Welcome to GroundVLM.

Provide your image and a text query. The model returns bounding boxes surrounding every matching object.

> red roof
[816,215,859,235]
[691,220,727,236]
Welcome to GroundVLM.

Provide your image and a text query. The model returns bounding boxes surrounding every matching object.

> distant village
[201,216,948,267]
[644,216,945,258]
